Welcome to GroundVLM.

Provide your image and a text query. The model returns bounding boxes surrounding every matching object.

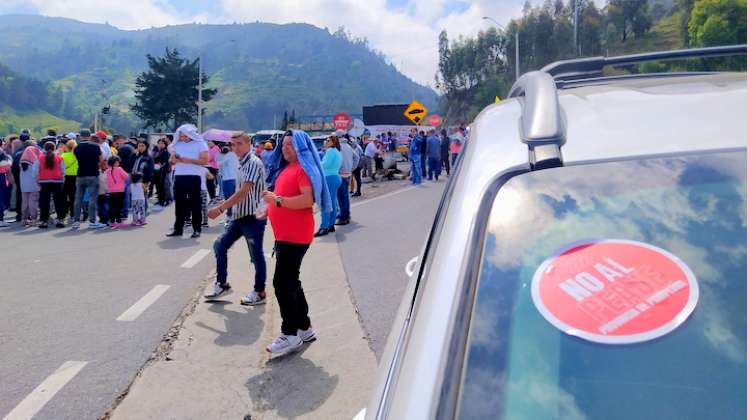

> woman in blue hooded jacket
[315,135,342,237]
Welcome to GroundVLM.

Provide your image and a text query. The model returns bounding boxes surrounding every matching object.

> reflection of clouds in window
[473,152,747,411]
[699,288,746,363]
[458,370,506,419]
[504,373,589,420]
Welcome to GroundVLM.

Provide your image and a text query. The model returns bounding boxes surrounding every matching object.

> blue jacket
[265,130,332,214]
[426,135,441,159]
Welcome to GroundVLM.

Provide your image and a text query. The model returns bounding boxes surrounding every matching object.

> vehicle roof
[254,130,284,135]
[378,72,747,420]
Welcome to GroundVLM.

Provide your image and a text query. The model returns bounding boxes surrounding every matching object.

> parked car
[362,45,747,420]
[252,129,285,148]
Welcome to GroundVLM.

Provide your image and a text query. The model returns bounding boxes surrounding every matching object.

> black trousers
[108,192,124,224]
[441,154,450,175]
[352,167,362,194]
[39,183,64,223]
[273,241,311,336]
[14,178,22,220]
[206,167,218,200]
[155,167,167,205]
[173,175,202,233]
[62,175,76,219]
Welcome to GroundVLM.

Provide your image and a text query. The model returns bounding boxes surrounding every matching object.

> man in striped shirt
[205,132,268,304]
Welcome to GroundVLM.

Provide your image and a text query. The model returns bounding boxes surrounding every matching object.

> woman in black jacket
[151,138,170,207]
[133,140,155,212]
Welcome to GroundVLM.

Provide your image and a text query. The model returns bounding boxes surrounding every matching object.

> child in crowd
[130,172,147,226]
[105,156,127,228]
[97,160,109,226]
[19,153,40,227]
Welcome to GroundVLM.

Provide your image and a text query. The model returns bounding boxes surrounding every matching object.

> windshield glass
[457,150,747,420]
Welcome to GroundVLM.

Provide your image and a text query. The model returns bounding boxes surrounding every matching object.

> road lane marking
[181,249,211,268]
[3,361,87,420]
[405,256,418,277]
[351,185,417,208]
[116,285,171,322]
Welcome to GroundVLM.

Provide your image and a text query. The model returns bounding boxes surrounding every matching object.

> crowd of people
[0,128,177,229]
[0,122,464,355]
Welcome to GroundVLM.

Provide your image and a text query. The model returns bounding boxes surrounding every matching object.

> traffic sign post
[333,112,352,131]
[404,100,428,125]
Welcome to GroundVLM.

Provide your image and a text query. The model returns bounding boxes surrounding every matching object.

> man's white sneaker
[240,291,266,306]
[204,282,232,299]
[266,334,302,355]
[298,327,317,343]
[89,222,106,229]
[71,222,80,230]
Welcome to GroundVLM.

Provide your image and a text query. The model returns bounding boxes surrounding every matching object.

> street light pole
[483,16,520,80]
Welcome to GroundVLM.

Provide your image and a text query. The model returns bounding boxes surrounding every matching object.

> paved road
[336,180,446,358]
[0,206,220,420]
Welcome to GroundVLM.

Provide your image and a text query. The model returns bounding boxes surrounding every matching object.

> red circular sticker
[531,239,699,345]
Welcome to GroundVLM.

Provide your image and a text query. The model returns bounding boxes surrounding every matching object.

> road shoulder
[109,228,377,420]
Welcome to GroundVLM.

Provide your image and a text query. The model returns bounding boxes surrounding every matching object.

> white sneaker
[204,282,232,299]
[240,291,266,306]
[266,334,302,355]
[298,326,317,343]
[89,222,106,229]
[71,222,80,230]
[0,221,9,228]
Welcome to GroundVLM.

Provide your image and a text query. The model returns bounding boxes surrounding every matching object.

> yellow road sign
[404,100,428,125]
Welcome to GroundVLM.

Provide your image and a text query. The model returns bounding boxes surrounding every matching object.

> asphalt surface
[0,205,221,420]
[0,177,444,419]
[336,180,446,358]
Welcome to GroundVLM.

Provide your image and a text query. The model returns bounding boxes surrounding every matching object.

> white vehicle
[252,130,285,148]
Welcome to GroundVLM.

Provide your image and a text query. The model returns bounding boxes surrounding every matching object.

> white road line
[181,249,211,268]
[351,185,417,208]
[405,256,418,277]
[116,285,171,322]
[3,361,87,420]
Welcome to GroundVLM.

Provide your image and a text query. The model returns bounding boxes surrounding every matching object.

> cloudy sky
[0,0,544,87]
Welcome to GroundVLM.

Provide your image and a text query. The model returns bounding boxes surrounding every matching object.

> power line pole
[573,0,579,56]
[197,53,203,133]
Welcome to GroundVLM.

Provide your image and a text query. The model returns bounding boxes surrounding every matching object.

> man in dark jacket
[439,129,451,176]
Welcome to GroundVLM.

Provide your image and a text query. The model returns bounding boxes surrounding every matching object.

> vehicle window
[457,150,747,420]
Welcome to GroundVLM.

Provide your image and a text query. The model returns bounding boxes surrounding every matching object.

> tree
[608,0,651,42]
[131,48,217,131]
[688,0,747,47]
[281,110,289,129]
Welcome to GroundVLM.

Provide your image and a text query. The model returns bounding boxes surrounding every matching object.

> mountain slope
[0,15,438,132]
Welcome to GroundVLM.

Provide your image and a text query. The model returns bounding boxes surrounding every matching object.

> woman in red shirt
[37,141,66,228]
[262,132,318,355]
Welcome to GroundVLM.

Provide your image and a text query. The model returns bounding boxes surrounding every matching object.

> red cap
[95,130,107,139]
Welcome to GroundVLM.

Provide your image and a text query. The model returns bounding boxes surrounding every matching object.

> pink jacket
[106,166,128,193]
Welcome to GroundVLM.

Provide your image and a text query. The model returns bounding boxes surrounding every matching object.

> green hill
[0,15,438,133]
[0,107,80,137]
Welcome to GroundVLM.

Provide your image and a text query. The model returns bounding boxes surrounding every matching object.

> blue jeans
[337,176,351,221]
[74,176,99,223]
[321,174,341,229]
[410,155,422,185]
[213,216,267,292]
[221,179,236,218]
[427,156,441,180]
